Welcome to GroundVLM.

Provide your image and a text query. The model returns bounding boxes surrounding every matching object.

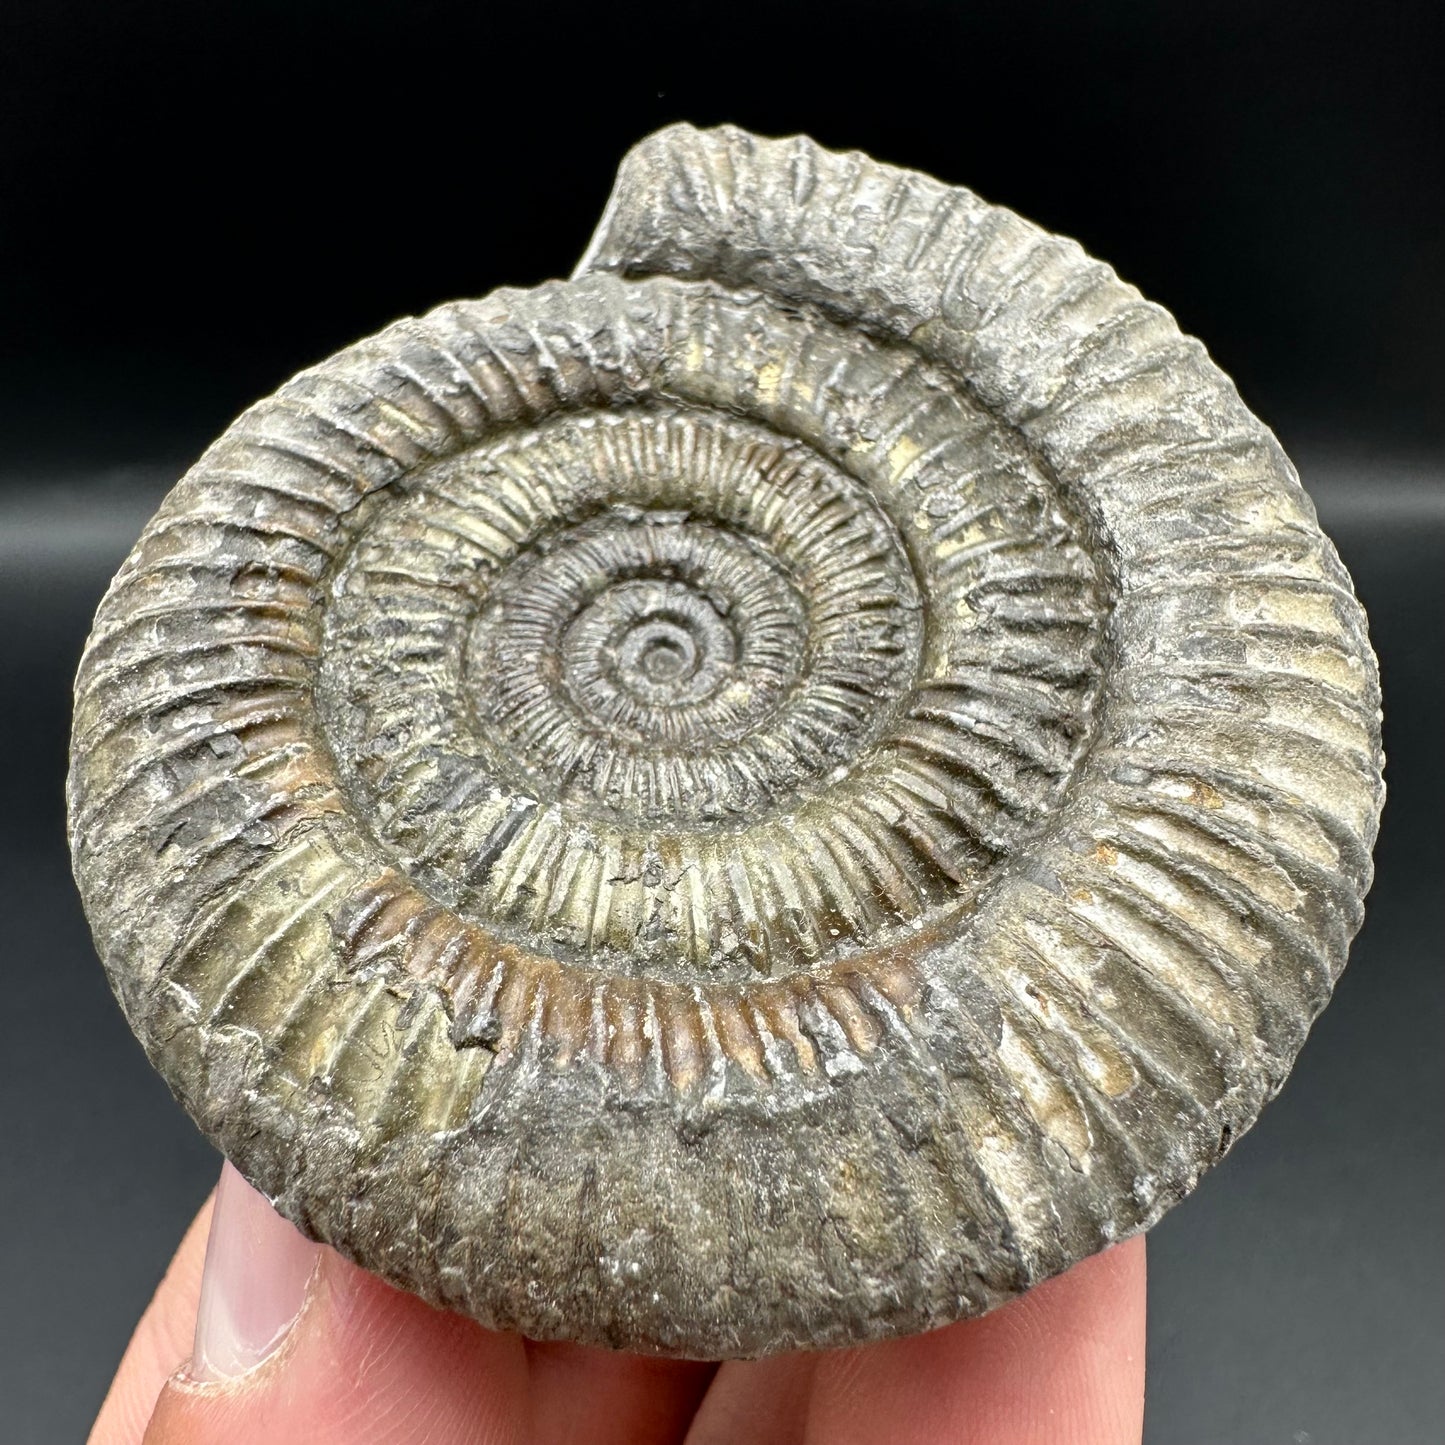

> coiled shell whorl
[68,124,1384,1356]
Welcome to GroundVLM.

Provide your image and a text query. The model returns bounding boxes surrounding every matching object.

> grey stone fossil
[68,124,1384,1358]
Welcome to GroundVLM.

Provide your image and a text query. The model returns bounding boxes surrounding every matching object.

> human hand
[90,1163,1145,1445]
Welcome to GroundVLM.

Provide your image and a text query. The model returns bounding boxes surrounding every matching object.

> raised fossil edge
[68,124,1384,1357]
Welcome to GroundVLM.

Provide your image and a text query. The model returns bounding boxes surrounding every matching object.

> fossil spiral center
[626,619,695,686]
[578,585,728,705]
[318,305,1108,985]
[475,512,815,779]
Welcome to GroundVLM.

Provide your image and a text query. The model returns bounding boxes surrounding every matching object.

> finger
[89,1189,216,1445]
[129,1163,532,1445]
[803,1236,1147,1445]
[120,1163,714,1445]
[683,1353,818,1445]
[525,1341,715,1445]
[142,1256,534,1445]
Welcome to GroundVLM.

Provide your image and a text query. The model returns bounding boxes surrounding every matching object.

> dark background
[2,2,1441,1441]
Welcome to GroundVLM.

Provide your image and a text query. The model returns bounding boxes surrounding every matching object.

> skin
[89,1174,1146,1445]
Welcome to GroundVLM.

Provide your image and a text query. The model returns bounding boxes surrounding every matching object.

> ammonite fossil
[69,124,1384,1357]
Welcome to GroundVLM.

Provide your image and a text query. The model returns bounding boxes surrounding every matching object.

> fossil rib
[69,123,1383,1357]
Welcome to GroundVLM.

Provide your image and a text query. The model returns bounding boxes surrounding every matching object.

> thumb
[135,1164,531,1445]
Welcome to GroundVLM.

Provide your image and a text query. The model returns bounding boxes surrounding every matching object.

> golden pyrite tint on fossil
[69,124,1383,1357]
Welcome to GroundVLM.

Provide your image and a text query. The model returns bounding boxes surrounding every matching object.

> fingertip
[1013,1235,1147,1445]
[804,1237,1148,1445]
[188,1164,322,1384]
[143,1238,531,1445]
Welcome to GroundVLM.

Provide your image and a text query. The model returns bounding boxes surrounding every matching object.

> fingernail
[190,1161,322,1382]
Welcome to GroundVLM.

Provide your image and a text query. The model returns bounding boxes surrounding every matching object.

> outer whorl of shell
[69,124,1384,1357]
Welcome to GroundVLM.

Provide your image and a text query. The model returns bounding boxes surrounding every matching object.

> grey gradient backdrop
[1,2,1441,1440]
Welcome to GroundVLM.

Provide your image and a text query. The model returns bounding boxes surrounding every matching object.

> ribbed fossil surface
[69,124,1384,1356]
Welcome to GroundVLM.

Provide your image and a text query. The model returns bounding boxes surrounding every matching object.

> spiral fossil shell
[69,124,1384,1356]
